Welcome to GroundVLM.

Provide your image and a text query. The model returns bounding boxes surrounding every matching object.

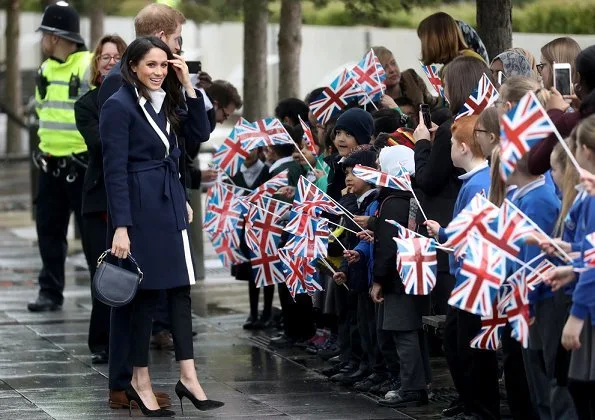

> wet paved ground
[0,161,462,419]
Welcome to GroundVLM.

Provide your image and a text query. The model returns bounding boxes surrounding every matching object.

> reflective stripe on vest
[36,51,92,156]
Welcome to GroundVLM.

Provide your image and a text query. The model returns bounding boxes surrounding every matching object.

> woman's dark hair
[121,36,182,131]
[442,56,494,113]
[576,45,595,118]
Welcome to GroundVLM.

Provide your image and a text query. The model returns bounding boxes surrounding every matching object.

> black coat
[75,87,106,214]
[414,118,464,273]
[374,187,427,331]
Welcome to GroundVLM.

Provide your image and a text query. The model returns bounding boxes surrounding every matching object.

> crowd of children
[215,12,595,420]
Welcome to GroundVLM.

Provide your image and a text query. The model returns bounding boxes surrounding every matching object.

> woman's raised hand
[168,54,196,97]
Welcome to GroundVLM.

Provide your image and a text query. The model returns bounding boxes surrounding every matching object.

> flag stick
[302,177,373,239]
[385,219,454,253]
[330,231,347,251]
[542,108,582,174]
[319,257,350,291]
[291,139,317,173]
[397,163,428,221]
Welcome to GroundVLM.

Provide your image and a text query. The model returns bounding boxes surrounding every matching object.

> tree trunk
[89,0,105,49]
[277,0,302,101]
[5,0,22,155]
[243,0,268,121]
[476,0,512,61]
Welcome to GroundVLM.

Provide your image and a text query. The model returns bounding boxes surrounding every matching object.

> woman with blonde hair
[538,37,582,90]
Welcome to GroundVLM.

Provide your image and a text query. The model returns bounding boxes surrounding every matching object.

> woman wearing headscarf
[490,49,536,83]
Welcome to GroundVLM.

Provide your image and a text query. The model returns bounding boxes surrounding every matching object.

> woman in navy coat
[99,37,223,417]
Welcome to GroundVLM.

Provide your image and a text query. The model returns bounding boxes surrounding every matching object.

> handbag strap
[96,249,144,282]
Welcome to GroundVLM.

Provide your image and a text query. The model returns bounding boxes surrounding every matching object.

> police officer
[28,2,92,312]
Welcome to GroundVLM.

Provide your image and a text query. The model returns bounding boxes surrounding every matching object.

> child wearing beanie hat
[334,108,374,156]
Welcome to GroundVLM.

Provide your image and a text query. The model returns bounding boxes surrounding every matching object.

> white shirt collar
[357,188,376,206]
[510,176,546,202]
[269,156,294,173]
[148,88,166,113]
[240,160,265,188]
[458,160,489,181]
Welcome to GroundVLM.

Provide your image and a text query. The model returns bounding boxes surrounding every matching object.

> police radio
[68,73,81,98]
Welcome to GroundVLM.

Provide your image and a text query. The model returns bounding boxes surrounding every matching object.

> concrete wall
[1,12,595,154]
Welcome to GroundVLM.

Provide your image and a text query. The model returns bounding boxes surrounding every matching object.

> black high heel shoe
[174,380,224,414]
[124,386,175,417]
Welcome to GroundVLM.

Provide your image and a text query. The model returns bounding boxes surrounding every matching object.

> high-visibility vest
[35,50,92,156]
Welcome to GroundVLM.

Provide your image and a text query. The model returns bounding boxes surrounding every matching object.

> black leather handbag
[92,249,143,307]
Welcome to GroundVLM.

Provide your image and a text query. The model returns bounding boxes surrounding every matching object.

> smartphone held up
[420,104,431,129]
[553,62,572,96]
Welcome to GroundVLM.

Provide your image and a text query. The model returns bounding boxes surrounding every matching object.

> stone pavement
[0,161,461,419]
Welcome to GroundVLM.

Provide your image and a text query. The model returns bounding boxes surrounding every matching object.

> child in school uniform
[332,147,380,386]
[230,150,273,330]
[424,115,501,420]
[506,153,567,420]
[547,115,595,420]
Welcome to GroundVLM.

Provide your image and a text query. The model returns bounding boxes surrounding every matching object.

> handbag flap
[93,261,140,307]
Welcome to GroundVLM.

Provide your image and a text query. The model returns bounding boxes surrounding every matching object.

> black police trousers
[35,167,84,305]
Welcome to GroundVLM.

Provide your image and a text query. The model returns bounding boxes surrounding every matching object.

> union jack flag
[470,294,508,350]
[245,202,285,256]
[449,234,506,316]
[245,170,289,203]
[211,127,250,176]
[509,256,556,292]
[421,63,445,98]
[309,68,364,124]
[386,219,416,239]
[443,193,498,254]
[299,115,318,156]
[236,117,294,148]
[473,199,540,259]
[283,218,329,259]
[499,91,556,180]
[395,236,437,295]
[203,183,244,235]
[250,194,292,220]
[455,73,500,120]
[352,164,412,191]
[500,273,530,348]
[585,232,595,268]
[207,231,247,268]
[284,211,325,239]
[350,49,386,104]
[250,251,286,288]
[292,176,344,216]
[278,248,322,298]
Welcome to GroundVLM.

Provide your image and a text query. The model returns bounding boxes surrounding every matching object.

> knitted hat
[378,145,415,176]
[335,108,374,145]
[342,146,377,169]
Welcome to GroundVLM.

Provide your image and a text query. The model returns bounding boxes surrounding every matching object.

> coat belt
[127,148,186,231]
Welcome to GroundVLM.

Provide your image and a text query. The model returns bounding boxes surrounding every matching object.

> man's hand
[195,71,213,90]
[353,215,370,229]
[356,230,374,242]
[544,265,576,292]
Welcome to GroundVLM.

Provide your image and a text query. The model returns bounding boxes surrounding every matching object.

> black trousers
[501,325,539,420]
[81,212,110,354]
[357,292,384,373]
[152,291,170,334]
[35,168,84,304]
[248,281,274,319]
[109,302,133,391]
[130,286,194,367]
[443,307,500,419]
[376,302,400,378]
[278,283,315,340]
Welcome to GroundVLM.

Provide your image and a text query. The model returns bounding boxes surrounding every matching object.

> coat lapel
[137,90,171,156]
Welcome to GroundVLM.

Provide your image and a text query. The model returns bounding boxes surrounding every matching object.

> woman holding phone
[99,36,223,417]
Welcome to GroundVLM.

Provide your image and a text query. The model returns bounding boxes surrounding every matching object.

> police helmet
[37,2,84,45]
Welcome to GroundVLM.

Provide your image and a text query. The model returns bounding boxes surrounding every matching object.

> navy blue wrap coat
[99,83,210,289]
